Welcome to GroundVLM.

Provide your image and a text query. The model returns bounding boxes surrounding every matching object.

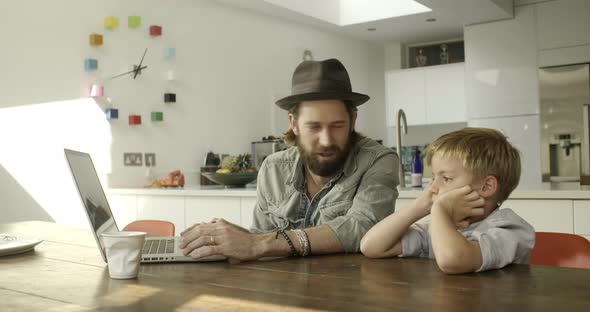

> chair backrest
[530,232,590,269]
[122,220,175,237]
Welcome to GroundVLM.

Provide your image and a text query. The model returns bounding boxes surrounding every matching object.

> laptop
[64,148,225,263]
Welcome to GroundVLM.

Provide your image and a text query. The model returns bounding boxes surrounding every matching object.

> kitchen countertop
[399,182,590,199]
[107,184,258,197]
[108,182,590,199]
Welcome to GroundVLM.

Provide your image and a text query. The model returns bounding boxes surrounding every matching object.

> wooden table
[1,221,589,311]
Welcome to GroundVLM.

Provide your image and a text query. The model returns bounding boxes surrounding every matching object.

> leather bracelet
[293,229,310,256]
[302,229,311,256]
[275,229,300,257]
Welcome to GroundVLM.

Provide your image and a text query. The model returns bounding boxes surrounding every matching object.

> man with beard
[179,59,399,262]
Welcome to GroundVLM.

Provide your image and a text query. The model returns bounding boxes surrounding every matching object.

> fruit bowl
[201,172,258,187]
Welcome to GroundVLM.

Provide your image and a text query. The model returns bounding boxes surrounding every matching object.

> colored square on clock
[129,115,142,125]
[106,108,119,120]
[164,93,176,103]
[166,70,175,81]
[164,47,176,59]
[89,84,104,97]
[128,16,141,28]
[84,58,98,71]
[151,112,164,121]
[149,25,162,36]
[89,34,103,46]
[105,16,118,29]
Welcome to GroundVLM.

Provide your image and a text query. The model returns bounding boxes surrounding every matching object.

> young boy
[360,128,535,274]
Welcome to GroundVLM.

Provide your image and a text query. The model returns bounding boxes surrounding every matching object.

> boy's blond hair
[425,127,521,205]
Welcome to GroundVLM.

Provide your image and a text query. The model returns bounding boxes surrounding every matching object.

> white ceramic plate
[0,233,44,256]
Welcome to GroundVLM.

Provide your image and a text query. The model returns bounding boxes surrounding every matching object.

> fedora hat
[275,58,370,110]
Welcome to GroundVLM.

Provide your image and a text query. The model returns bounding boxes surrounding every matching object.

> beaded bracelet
[275,228,300,257]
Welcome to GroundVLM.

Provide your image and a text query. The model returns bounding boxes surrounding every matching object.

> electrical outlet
[123,153,143,166]
[145,153,156,167]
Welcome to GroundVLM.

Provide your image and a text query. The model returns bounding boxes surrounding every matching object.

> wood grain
[1,221,589,311]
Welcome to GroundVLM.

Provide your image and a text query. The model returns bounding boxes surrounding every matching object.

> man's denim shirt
[250,137,400,252]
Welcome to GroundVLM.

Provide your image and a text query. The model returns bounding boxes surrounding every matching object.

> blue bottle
[411,148,423,187]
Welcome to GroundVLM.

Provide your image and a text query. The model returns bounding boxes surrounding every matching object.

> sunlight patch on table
[100,284,161,307]
[177,294,323,311]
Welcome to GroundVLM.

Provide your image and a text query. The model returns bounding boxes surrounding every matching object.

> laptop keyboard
[142,239,175,255]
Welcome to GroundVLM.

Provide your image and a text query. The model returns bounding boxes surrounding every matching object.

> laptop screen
[64,149,118,262]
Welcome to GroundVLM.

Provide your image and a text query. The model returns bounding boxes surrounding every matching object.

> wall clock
[85,16,175,125]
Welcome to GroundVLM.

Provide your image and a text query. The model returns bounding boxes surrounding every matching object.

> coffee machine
[539,64,590,183]
[251,136,290,170]
[547,133,582,180]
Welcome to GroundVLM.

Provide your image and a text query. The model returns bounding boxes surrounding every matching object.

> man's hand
[179,218,261,263]
[432,185,485,228]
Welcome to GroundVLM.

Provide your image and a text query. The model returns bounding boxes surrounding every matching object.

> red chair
[530,232,590,269]
[122,220,175,237]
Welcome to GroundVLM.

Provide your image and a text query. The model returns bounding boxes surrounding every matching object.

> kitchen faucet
[396,109,408,188]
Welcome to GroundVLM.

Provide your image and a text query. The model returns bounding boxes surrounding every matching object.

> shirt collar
[342,142,359,177]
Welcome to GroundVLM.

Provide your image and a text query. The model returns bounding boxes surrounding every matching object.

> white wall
[0,0,385,224]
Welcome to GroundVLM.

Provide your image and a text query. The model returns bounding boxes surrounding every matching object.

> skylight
[264,0,431,26]
[340,0,431,26]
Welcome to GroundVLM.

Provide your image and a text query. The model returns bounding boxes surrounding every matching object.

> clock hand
[109,65,148,80]
[133,48,148,79]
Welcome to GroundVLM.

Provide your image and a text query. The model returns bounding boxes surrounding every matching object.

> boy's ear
[478,175,498,198]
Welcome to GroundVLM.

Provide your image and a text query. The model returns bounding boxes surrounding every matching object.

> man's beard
[297,135,354,177]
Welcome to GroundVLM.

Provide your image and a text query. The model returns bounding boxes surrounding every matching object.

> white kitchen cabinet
[386,63,465,126]
[501,199,573,233]
[536,0,590,66]
[536,0,590,51]
[137,195,185,232]
[464,5,539,119]
[538,44,590,68]
[240,197,257,230]
[185,197,241,230]
[573,200,590,236]
[107,194,137,229]
[468,115,542,189]
[385,68,426,126]
[425,63,466,124]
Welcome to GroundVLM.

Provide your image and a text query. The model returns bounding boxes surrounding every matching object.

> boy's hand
[432,185,485,228]
[413,183,435,217]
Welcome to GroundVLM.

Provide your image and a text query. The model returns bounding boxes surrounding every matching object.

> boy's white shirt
[399,208,535,272]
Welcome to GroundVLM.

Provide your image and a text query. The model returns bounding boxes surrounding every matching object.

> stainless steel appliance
[539,64,590,182]
[251,136,290,170]
[395,109,408,187]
